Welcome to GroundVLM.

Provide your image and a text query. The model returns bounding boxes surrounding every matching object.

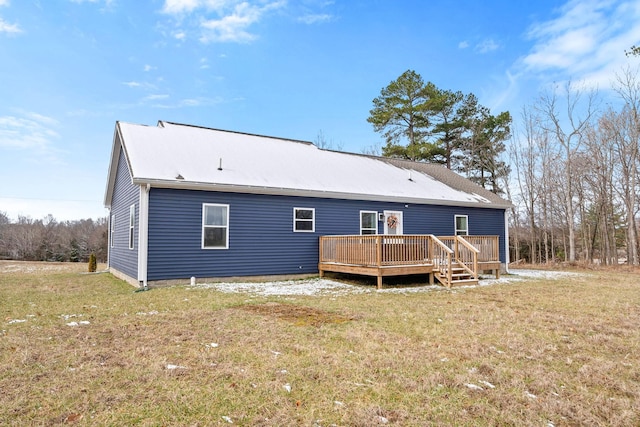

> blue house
[104,121,512,288]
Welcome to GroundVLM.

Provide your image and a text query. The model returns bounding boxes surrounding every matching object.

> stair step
[450,279,479,286]
[438,272,473,278]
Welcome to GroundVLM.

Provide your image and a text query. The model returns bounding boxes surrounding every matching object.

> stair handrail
[455,236,479,280]
[430,235,454,287]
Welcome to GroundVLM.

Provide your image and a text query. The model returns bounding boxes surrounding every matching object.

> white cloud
[143,64,156,72]
[122,81,158,90]
[0,0,22,34]
[520,0,640,88]
[476,38,499,53]
[68,0,115,8]
[458,40,469,49]
[148,96,224,108]
[0,17,21,34]
[162,0,204,14]
[68,0,110,4]
[488,0,640,113]
[200,1,285,43]
[297,13,332,24]
[0,113,62,162]
[199,6,259,43]
[160,0,286,44]
[162,0,235,15]
[143,94,170,101]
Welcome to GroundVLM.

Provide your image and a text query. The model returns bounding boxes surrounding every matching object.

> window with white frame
[110,214,115,248]
[129,205,135,249]
[455,215,469,236]
[293,207,315,232]
[202,204,229,249]
[360,211,377,235]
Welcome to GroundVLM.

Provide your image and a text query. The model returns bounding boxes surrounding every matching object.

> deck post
[376,235,382,289]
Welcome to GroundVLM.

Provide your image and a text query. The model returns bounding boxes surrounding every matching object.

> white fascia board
[105,123,139,208]
[132,178,513,210]
[103,127,123,208]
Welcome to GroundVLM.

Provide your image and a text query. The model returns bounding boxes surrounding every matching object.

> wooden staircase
[434,261,479,288]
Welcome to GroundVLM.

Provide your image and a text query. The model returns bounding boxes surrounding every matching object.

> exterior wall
[108,147,139,281]
[146,187,506,281]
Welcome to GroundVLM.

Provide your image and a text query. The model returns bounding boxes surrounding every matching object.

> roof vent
[176,174,184,180]
[218,158,223,171]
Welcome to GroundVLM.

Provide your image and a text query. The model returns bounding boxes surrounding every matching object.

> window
[110,214,115,248]
[360,211,377,235]
[294,207,315,232]
[202,204,229,249]
[129,205,135,249]
[455,215,469,236]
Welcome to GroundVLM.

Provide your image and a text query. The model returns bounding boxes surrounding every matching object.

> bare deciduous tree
[535,81,598,263]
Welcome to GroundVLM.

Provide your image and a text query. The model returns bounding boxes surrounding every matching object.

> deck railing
[320,235,433,267]
[462,235,499,262]
[319,234,500,287]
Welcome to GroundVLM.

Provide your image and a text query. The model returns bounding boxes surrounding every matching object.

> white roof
[105,121,511,209]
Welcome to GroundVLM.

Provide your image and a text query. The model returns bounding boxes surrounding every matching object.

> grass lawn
[1,261,638,426]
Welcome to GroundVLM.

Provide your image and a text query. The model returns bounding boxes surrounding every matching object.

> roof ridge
[157,120,315,146]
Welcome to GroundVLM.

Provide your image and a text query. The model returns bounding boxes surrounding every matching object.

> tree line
[369,66,640,266]
[510,68,640,266]
[0,212,108,263]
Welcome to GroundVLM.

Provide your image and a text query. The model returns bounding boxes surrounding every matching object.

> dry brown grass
[1,261,638,426]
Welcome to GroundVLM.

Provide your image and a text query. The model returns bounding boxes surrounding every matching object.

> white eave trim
[131,178,514,210]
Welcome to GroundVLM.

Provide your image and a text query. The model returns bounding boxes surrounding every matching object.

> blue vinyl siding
[108,147,139,279]
[146,188,506,281]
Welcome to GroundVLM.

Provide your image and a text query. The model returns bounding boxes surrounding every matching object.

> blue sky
[1,0,639,221]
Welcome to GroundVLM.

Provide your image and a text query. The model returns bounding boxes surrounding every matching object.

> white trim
[107,209,112,268]
[128,204,135,249]
[110,213,115,248]
[202,203,230,249]
[137,185,150,286]
[383,210,403,235]
[454,214,469,236]
[504,209,510,273]
[293,207,315,233]
[130,178,514,210]
[360,210,378,235]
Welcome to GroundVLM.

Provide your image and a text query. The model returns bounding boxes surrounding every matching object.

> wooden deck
[318,235,500,289]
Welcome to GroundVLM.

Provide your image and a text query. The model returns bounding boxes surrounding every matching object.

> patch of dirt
[235,302,356,327]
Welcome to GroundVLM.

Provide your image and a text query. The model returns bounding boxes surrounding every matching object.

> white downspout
[504,209,510,273]
[107,208,111,270]
[137,184,150,289]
